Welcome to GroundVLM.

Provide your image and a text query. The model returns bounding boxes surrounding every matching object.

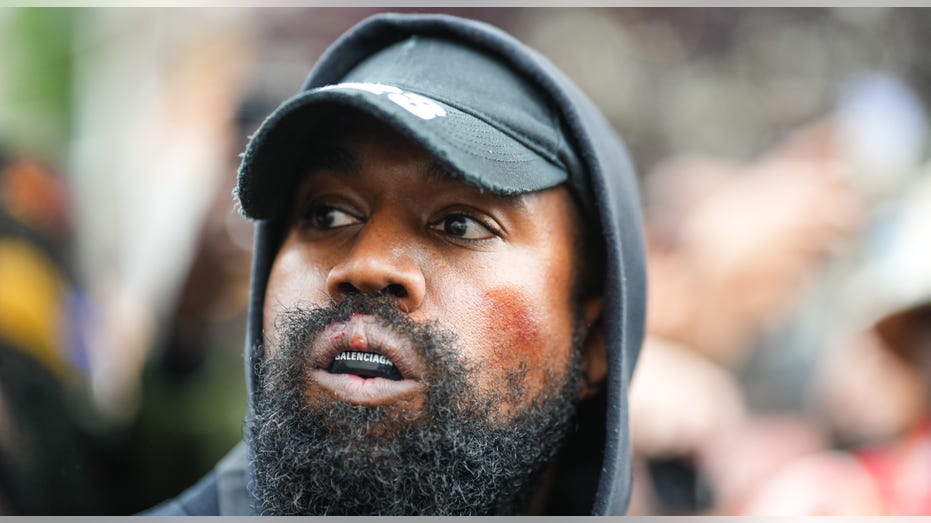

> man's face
[251,113,603,514]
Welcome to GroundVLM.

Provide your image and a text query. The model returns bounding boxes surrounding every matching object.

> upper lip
[312,313,424,380]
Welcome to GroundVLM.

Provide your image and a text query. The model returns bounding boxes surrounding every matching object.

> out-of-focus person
[644,119,861,368]
[748,167,931,516]
[629,116,864,514]
[0,151,118,514]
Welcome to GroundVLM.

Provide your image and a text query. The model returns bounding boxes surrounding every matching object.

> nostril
[338,282,360,296]
[385,284,408,298]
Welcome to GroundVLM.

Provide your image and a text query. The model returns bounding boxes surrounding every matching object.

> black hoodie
[147,12,645,516]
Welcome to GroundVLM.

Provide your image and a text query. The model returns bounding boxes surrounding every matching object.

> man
[149,12,645,515]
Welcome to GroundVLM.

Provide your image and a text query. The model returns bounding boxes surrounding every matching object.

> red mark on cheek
[480,288,541,366]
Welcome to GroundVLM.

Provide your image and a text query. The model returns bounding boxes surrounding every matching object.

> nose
[325,220,426,312]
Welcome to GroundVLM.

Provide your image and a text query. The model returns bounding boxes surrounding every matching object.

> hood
[239,12,646,515]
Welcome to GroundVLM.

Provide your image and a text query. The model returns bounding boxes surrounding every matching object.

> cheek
[478,288,542,364]
[437,244,577,408]
[463,285,574,403]
[263,242,330,349]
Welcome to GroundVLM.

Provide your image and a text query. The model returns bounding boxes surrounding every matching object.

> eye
[302,204,360,230]
[431,214,496,240]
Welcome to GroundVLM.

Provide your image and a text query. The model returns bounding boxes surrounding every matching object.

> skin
[263,113,605,424]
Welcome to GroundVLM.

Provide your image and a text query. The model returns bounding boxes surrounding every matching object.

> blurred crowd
[1,7,931,515]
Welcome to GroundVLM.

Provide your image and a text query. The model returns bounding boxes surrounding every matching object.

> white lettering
[387,91,447,120]
[319,82,402,96]
[317,82,446,121]
[334,351,394,367]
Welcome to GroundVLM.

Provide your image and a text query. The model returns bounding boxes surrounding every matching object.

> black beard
[247,294,582,515]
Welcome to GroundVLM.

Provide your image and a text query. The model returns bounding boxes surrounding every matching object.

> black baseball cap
[236,35,586,220]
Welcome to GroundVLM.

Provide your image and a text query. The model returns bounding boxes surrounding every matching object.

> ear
[578,296,607,400]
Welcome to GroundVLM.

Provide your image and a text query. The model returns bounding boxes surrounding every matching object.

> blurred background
[1,6,931,515]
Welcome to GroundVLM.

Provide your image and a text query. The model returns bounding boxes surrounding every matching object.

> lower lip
[310,370,424,406]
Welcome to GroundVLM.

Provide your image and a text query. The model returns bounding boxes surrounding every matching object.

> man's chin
[249,388,576,515]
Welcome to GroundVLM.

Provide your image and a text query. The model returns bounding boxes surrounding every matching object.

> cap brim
[236,84,568,220]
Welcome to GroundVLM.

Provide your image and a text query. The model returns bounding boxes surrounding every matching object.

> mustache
[264,293,463,386]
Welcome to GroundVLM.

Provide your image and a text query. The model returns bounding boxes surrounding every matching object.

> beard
[247,294,583,515]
